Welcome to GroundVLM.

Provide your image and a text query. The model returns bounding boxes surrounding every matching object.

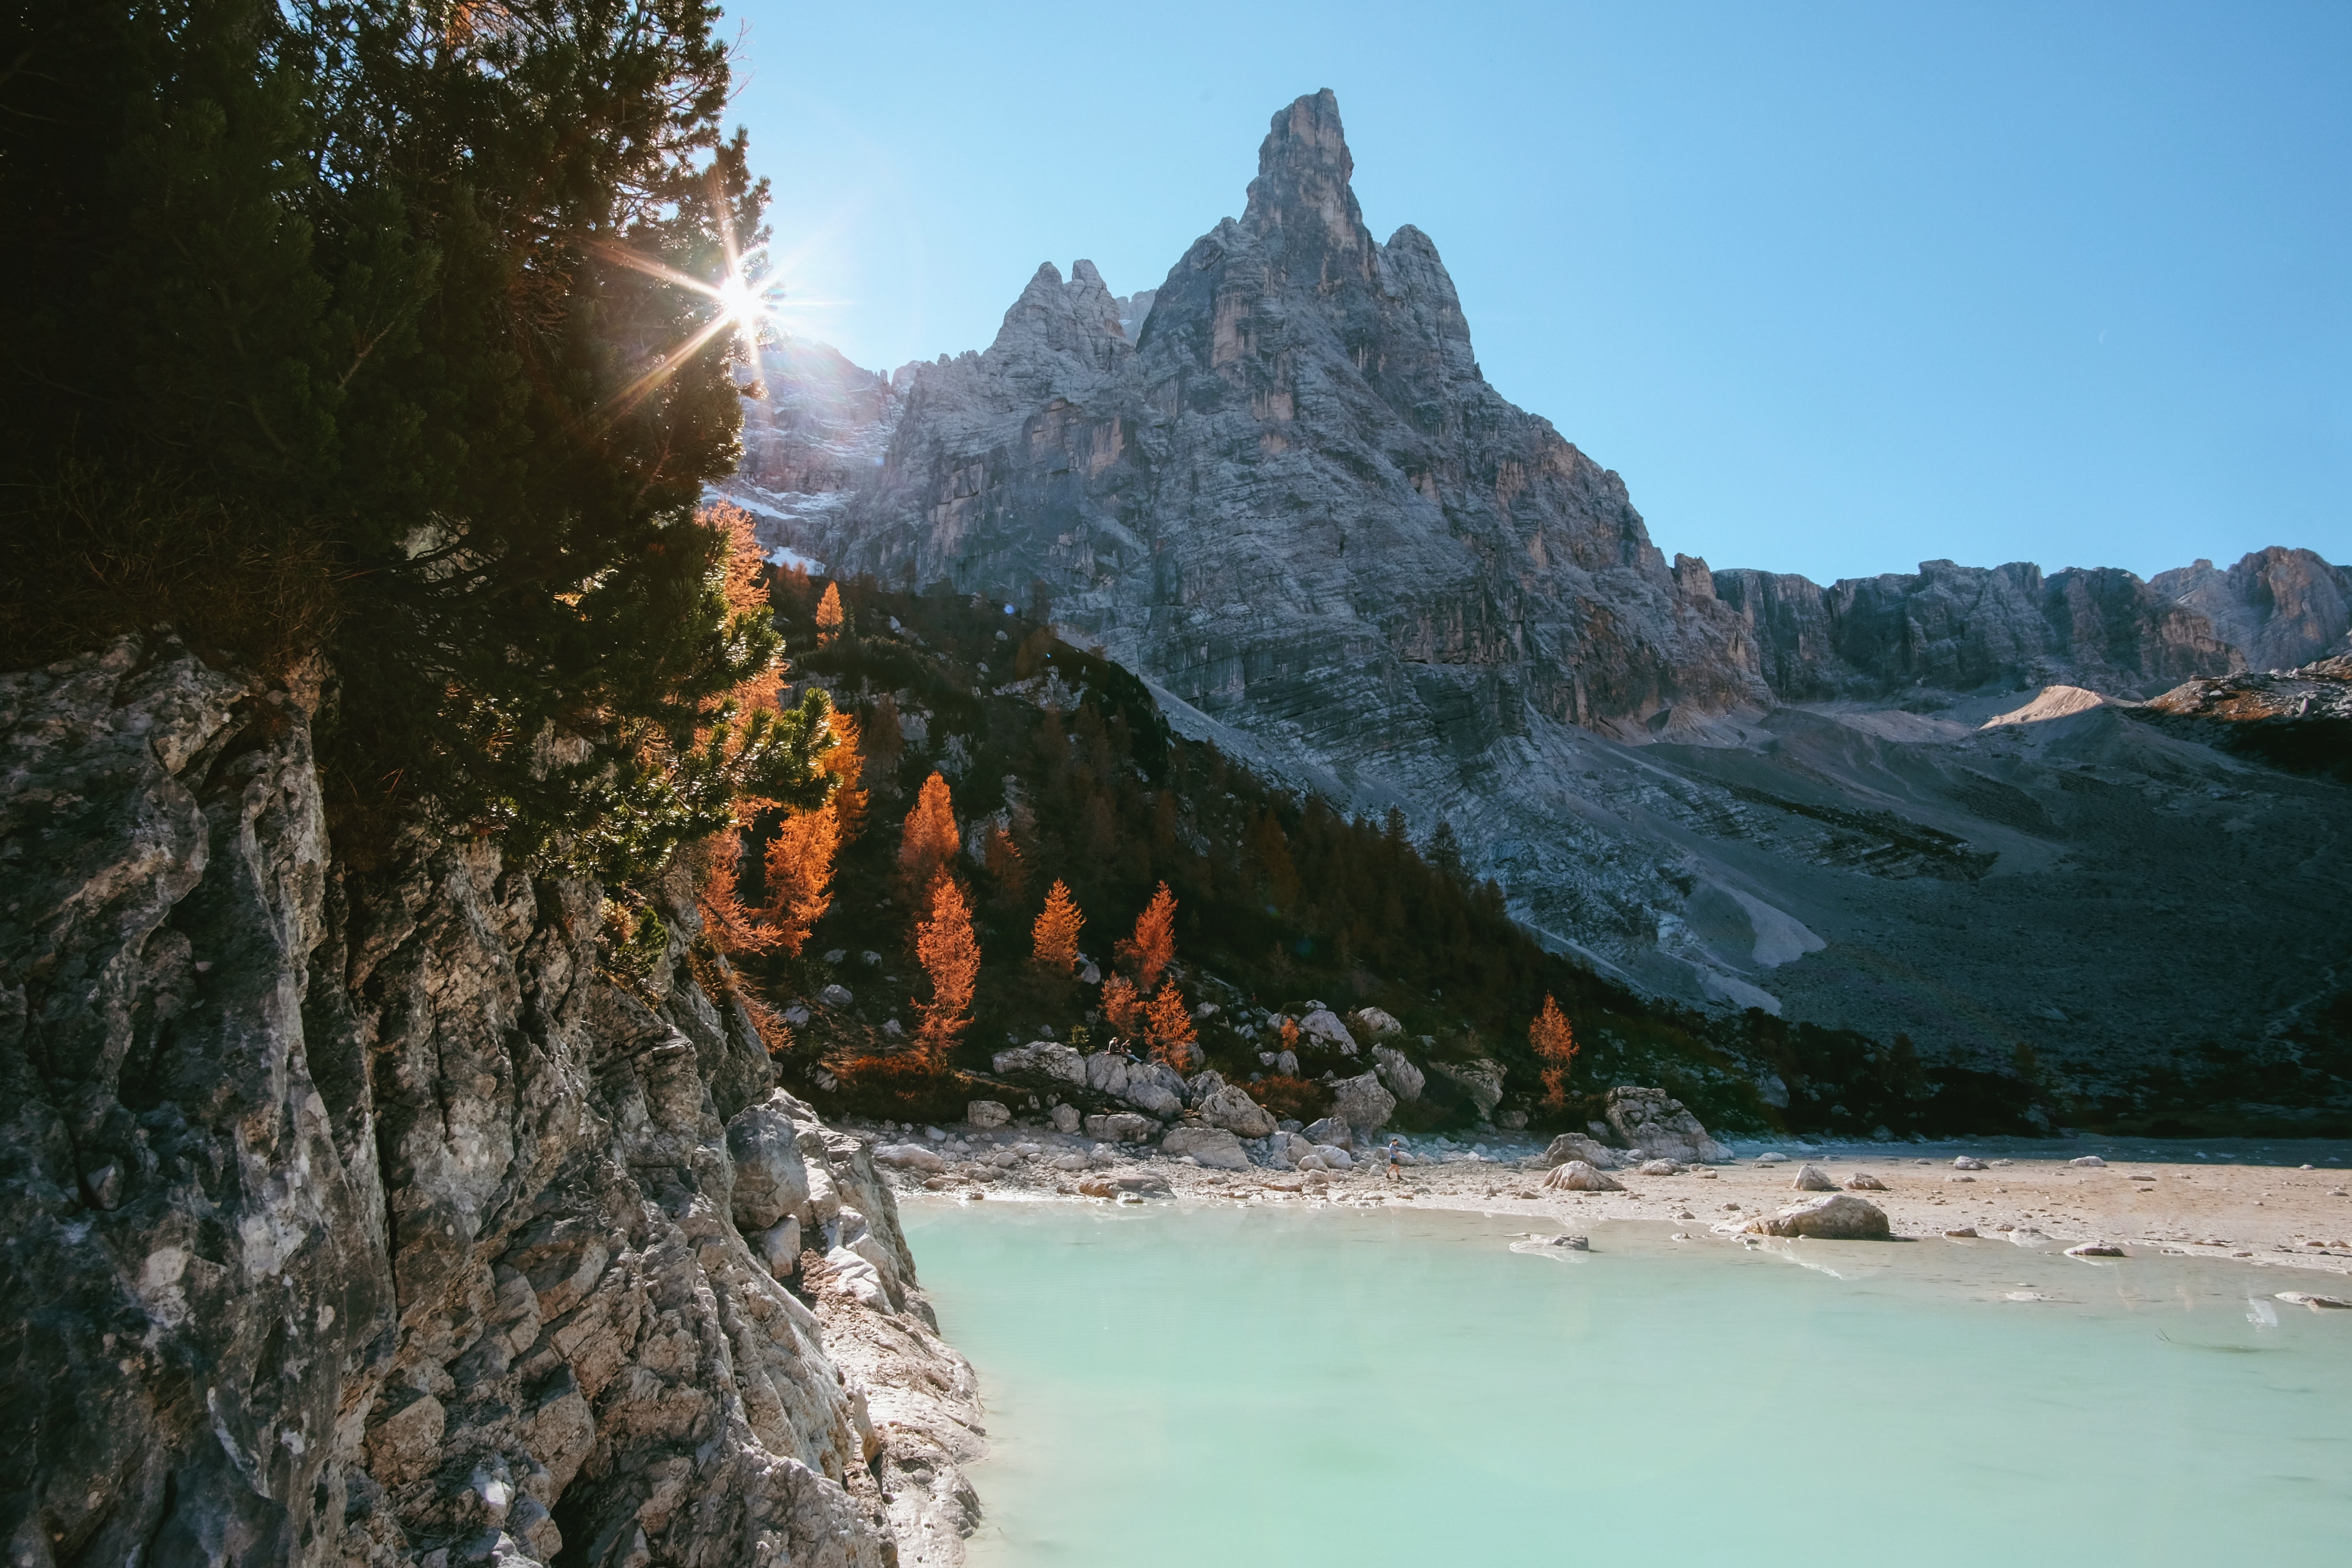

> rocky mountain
[721,91,2352,1110]
[0,638,980,1567]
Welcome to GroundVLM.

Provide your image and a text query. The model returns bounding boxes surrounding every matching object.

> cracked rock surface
[0,638,981,1567]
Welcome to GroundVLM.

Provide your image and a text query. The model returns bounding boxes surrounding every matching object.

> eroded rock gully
[0,638,980,1567]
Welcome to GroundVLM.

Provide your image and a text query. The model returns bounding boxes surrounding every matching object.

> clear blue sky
[721,0,2349,584]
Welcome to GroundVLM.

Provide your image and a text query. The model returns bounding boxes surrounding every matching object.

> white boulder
[1303,1116,1354,1150]
[1541,1161,1624,1193]
[874,1142,946,1174]
[966,1100,1012,1130]
[1299,1008,1356,1051]
[1196,1083,1278,1139]
[1603,1087,1731,1164]
[1372,1045,1424,1101]
[1084,1110,1158,1143]
[1538,1133,1620,1170]
[1331,1072,1397,1135]
[1747,1194,1891,1240]
[1161,1125,1251,1170]
[992,1042,1087,1083]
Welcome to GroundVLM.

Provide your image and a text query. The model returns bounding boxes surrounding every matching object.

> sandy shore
[871,1125,2352,1279]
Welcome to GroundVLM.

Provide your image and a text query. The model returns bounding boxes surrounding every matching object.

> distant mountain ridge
[722,90,2352,1106]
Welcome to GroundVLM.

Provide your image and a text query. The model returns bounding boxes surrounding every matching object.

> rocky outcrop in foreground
[0,639,979,1567]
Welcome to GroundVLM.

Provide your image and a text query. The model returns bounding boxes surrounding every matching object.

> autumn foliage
[1101,973,1143,1038]
[914,877,981,1065]
[1142,980,1196,1070]
[1030,880,1084,976]
[1116,882,1178,992]
[814,581,845,644]
[820,710,868,846]
[760,806,841,955]
[1531,994,1578,1108]
[898,771,961,905]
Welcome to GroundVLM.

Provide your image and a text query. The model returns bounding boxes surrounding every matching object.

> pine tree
[899,772,960,905]
[1531,994,1578,1109]
[1117,882,1178,993]
[1142,980,1196,1071]
[1031,880,1085,976]
[914,878,981,1067]
[2,0,816,878]
[815,582,845,645]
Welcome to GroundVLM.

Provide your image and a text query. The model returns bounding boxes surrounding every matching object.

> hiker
[1385,1137,1406,1181]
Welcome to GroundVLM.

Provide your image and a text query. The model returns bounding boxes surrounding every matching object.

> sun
[713,266,783,340]
[594,240,799,414]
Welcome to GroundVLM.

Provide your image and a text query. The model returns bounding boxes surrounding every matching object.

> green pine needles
[0,0,824,884]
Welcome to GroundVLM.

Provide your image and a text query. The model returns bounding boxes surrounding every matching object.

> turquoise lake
[900,1201,2352,1566]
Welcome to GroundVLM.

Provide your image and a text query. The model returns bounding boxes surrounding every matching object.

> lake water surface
[901,1201,2351,1566]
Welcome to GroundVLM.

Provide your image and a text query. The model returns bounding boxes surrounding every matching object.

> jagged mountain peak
[1242,88,1371,269]
[981,258,1132,389]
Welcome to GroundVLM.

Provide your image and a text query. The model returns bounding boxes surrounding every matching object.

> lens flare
[595,233,797,416]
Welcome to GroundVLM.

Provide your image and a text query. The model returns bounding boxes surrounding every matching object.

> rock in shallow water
[1748,1194,1892,1240]
[1079,1172,1173,1198]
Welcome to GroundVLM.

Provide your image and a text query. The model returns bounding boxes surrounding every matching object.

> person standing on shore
[1385,1137,1406,1181]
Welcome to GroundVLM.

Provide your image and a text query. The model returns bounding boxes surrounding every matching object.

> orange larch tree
[760,804,842,956]
[1116,881,1178,993]
[1030,880,1084,976]
[898,771,960,905]
[1142,980,1196,1071]
[1100,973,1143,1039]
[1531,993,1578,1109]
[697,829,784,956]
[914,876,981,1067]
[814,581,845,645]
[820,709,868,846]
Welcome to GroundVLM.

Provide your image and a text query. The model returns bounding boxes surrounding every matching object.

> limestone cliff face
[0,639,978,1568]
[819,89,1770,760]
[2149,548,2352,674]
[1710,558,2246,702]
